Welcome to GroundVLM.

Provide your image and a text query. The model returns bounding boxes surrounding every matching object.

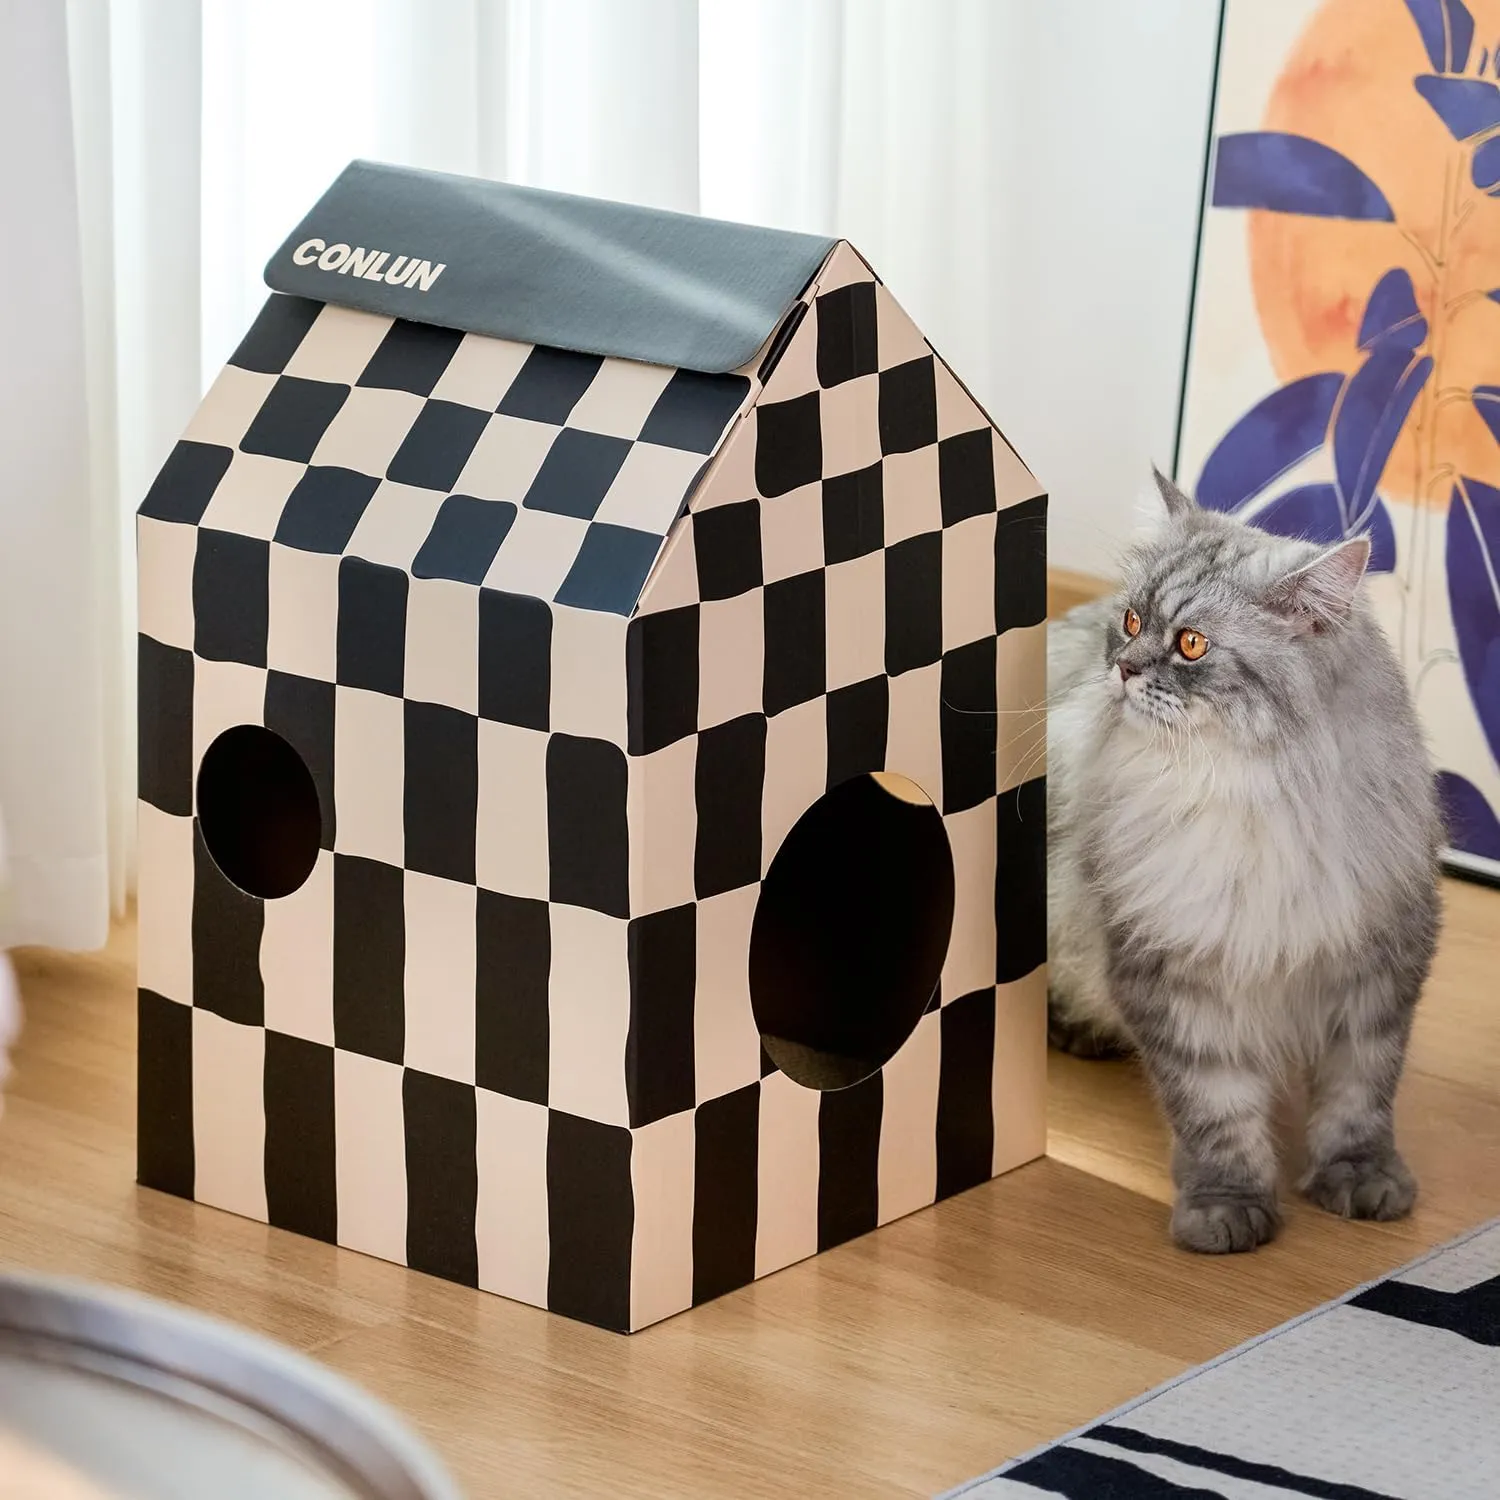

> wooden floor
[0,874,1495,1497]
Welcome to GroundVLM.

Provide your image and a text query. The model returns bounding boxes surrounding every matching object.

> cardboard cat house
[135,161,1047,1332]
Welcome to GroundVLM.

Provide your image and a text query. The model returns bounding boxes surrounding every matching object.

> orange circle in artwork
[1249,0,1500,505]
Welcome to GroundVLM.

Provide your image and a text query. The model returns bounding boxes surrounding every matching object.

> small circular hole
[750,772,955,1091]
[196,726,321,899]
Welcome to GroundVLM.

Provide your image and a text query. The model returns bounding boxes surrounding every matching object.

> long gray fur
[1048,471,1442,1253]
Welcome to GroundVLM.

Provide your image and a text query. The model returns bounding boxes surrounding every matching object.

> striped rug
[945,1217,1500,1499]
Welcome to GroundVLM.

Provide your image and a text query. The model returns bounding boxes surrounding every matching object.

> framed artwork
[1177,0,1500,883]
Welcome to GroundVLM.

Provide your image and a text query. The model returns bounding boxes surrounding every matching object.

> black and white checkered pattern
[136,241,1047,1332]
[155,295,748,616]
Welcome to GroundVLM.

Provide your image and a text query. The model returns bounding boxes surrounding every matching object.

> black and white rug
[945,1218,1500,1499]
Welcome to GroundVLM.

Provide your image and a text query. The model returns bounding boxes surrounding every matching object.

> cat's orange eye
[1122,608,1142,638]
[1177,628,1209,661]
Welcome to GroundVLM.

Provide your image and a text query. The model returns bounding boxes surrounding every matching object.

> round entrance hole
[749,772,955,1091]
[196,726,321,898]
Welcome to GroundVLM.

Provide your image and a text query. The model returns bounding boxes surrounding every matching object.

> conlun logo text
[291,239,446,291]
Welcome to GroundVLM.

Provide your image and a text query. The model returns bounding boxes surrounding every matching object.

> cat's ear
[1266,537,1371,633]
[1152,464,1196,520]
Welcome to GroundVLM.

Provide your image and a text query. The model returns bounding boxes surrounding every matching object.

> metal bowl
[0,1273,461,1498]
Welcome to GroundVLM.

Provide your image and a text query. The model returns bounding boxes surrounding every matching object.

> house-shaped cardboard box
[135,162,1047,1332]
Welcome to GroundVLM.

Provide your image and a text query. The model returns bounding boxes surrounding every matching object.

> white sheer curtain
[0,1,112,950]
[6,0,1215,950]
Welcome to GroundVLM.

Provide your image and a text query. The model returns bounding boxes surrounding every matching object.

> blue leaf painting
[1475,386,1500,447]
[1334,348,1434,526]
[1196,373,1343,512]
[1490,289,1500,306]
[1357,269,1428,352]
[1473,136,1500,194]
[1413,75,1500,139]
[1212,134,1395,221]
[1403,0,1476,73]
[1254,483,1346,544]
[1251,484,1396,573]
[1435,771,1500,861]
[1447,478,1500,765]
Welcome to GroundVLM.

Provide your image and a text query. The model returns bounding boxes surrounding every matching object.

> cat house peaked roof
[268,160,837,373]
[184,158,844,618]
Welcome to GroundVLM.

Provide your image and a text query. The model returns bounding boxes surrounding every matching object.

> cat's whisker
[1008,726,1053,799]
[1009,739,1049,793]
[999,717,1047,754]
[1186,717,1219,811]
[950,672,1112,719]
[1166,721,1192,828]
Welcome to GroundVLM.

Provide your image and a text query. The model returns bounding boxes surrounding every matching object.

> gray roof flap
[264,160,837,375]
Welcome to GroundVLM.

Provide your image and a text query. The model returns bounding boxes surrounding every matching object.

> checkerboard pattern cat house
[135,161,1047,1332]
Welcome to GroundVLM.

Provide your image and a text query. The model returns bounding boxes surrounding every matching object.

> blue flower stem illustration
[1409,147,1479,670]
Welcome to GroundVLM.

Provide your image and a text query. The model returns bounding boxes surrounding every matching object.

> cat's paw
[1046,992,1132,1060]
[1300,1151,1416,1221]
[1171,1194,1280,1254]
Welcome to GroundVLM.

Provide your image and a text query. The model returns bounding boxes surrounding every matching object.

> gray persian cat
[1048,470,1442,1254]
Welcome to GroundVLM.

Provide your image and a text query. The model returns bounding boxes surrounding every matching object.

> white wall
[0,0,111,947]
[962,2,1221,579]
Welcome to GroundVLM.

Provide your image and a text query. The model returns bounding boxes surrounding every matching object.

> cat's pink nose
[1118,661,1140,682]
